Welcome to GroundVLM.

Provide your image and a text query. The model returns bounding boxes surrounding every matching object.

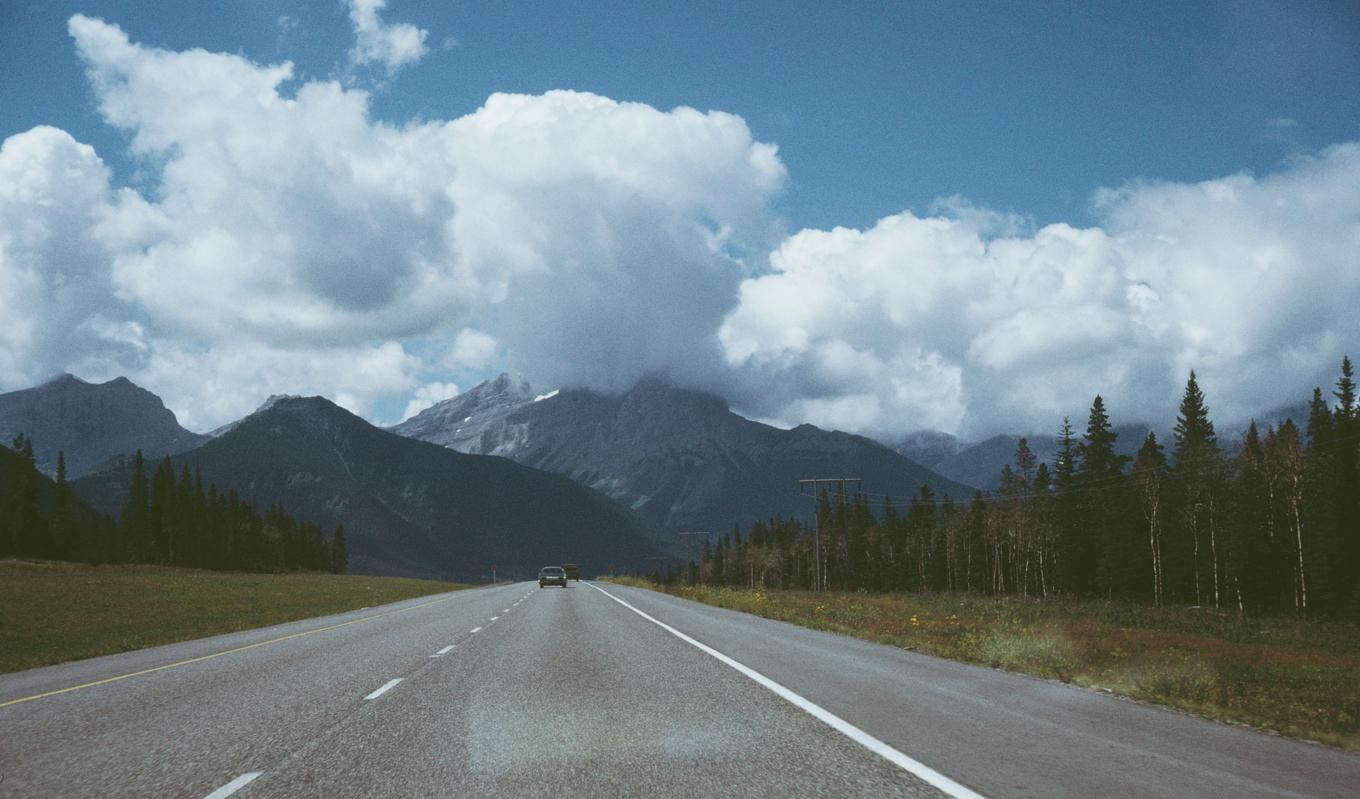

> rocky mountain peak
[389,372,536,449]
[0,374,208,477]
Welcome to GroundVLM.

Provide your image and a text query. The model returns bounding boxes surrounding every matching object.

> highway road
[1,581,1357,798]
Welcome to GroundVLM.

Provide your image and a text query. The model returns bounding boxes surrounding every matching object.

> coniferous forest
[0,444,346,574]
[673,358,1360,620]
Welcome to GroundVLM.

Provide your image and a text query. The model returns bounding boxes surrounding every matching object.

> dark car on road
[538,566,568,588]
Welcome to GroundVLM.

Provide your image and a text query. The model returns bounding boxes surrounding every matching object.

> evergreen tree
[907,485,937,592]
[1171,372,1223,606]
[1335,356,1356,419]
[1330,357,1360,616]
[1015,438,1037,487]
[1305,386,1340,614]
[11,434,42,557]
[121,450,149,563]
[51,450,71,559]
[0,444,12,557]
[1232,423,1275,612]
[176,465,198,567]
[1075,396,1129,596]
[149,457,177,564]
[1053,417,1082,594]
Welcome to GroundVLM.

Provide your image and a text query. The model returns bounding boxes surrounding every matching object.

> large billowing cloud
[0,15,783,429]
[444,91,785,393]
[720,143,1360,439]
[0,12,1355,442]
[0,126,131,386]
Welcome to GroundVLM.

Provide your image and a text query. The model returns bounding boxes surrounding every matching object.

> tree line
[0,441,346,574]
[665,358,1360,619]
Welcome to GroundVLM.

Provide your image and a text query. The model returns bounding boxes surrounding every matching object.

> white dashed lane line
[469,626,482,634]
[202,772,261,799]
[364,679,403,700]
[431,645,454,658]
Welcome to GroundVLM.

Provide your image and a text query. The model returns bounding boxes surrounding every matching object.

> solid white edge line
[588,583,987,799]
[202,771,262,799]
[364,678,403,700]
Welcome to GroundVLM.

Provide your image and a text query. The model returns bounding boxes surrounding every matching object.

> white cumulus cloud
[0,16,785,431]
[398,381,461,423]
[1,14,1355,446]
[347,0,429,74]
[0,126,136,386]
[720,144,1360,439]
[445,328,499,371]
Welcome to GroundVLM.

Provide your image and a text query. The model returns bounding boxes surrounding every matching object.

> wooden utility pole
[798,478,861,591]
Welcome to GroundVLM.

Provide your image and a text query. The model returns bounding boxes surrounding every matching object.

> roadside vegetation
[0,559,466,673]
[610,577,1360,750]
[649,361,1360,624]
[1,443,347,575]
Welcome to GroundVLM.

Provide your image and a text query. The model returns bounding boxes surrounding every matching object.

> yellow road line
[0,593,459,709]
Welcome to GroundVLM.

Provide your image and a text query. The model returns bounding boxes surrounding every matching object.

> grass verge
[606,577,1360,751]
[0,559,469,674]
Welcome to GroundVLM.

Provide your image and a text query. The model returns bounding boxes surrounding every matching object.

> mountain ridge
[0,373,208,478]
[74,394,659,580]
[393,375,977,536]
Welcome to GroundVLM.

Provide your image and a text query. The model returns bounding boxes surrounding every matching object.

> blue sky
[7,1,1356,230]
[1,1,1358,438]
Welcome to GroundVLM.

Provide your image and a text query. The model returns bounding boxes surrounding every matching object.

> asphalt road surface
[1,581,1357,798]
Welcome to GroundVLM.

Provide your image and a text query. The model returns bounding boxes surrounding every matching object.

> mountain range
[392,375,975,537]
[0,374,207,478]
[72,395,658,580]
[5,370,1314,578]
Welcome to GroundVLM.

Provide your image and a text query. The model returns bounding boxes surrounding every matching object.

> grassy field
[0,559,468,674]
[607,577,1360,750]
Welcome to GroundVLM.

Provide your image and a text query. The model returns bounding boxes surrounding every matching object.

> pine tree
[121,450,150,563]
[51,451,71,560]
[1053,417,1081,594]
[12,434,42,557]
[1075,396,1130,596]
[1172,372,1222,606]
[1015,438,1037,488]
[1079,396,1126,478]
[176,465,197,567]
[1233,423,1275,612]
[1330,357,1360,616]
[1305,386,1340,614]
[1335,356,1356,419]
[149,457,177,564]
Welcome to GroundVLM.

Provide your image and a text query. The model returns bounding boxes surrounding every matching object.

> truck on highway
[563,563,581,581]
